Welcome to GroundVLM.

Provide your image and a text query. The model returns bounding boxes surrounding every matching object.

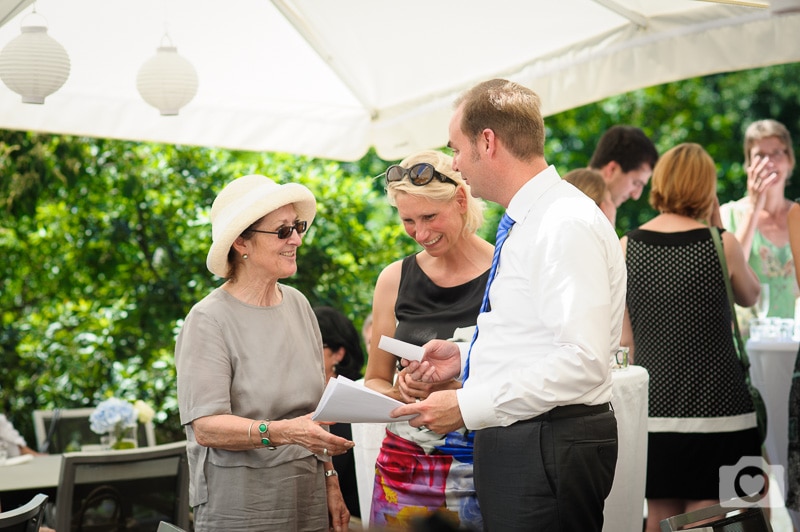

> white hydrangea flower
[89,397,137,434]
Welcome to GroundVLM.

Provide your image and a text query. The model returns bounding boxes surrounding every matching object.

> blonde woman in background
[365,150,492,529]
[563,167,617,225]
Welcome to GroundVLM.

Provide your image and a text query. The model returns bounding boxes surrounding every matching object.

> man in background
[589,125,659,207]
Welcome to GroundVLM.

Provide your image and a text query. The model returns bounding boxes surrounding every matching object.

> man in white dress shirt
[393,79,627,531]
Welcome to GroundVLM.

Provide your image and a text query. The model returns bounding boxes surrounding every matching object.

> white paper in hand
[378,335,425,362]
[312,376,416,423]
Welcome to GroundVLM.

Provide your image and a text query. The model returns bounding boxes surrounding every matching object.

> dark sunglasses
[247,220,308,239]
[385,162,457,187]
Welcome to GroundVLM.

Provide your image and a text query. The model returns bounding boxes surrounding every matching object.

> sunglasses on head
[385,163,457,187]
[248,220,308,239]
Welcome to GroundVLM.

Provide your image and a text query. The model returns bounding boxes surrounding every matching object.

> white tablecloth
[603,365,649,532]
[351,366,650,530]
[746,338,800,529]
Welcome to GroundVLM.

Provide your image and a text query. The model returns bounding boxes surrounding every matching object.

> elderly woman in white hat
[175,174,354,532]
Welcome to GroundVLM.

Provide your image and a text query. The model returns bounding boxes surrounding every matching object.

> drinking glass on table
[754,283,770,319]
[614,347,630,369]
[780,319,795,341]
[749,318,768,341]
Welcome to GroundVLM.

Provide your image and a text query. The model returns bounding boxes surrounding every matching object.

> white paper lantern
[136,45,198,116]
[0,24,70,104]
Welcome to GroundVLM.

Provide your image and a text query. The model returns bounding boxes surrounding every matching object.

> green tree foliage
[1,62,797,445]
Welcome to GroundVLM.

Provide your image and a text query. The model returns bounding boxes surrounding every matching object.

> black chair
[33,407,156,453]
[0,493,48,532]
[54,441,189,532]
[660,501,772,531]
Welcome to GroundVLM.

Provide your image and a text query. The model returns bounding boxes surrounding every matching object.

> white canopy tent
[0,0,798,162]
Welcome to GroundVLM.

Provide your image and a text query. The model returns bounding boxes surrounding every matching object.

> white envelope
[378,335,424,362]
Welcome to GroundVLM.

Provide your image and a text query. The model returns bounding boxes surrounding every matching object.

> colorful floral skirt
[370,426,482,530]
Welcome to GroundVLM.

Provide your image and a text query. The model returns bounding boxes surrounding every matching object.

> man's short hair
[455,79,545,160]
[589,125,658,172]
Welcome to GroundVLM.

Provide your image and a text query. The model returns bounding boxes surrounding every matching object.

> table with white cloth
[603,365,650,532]
[746,338,800,530]
[351,366,650,531]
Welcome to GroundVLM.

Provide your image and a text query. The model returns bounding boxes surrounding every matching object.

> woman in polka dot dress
[620,143,762,531]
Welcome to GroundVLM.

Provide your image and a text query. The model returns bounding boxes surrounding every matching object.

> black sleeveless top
[394,254,490,346]
[625,228,753,421]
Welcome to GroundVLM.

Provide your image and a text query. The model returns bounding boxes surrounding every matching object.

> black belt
[527,402,611,423]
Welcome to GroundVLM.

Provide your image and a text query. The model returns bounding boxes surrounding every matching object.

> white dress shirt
[457,166,627,430]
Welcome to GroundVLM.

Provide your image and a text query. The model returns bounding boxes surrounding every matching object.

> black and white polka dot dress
[626,228,760,498]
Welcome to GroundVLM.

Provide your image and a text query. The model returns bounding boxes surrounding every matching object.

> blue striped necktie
[463,212,515,382]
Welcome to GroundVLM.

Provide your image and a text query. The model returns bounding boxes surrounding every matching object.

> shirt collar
[506,165,560,223]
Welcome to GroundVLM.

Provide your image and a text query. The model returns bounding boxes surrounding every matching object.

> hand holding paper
[379,335,465,385]
[398,339,464,385]
[390,389,465,435]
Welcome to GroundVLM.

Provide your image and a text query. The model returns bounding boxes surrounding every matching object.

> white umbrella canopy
[0,0,798,162]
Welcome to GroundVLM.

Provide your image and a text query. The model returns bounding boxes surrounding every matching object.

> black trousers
[474,404,618,532]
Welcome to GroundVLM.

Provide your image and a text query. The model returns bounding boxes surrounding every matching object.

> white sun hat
[206,174,316,278]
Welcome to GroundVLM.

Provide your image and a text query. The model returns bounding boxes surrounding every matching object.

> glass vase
[108,424,138,450]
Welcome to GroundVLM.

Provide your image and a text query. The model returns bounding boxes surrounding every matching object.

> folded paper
[378,335,425,362]
[312,376,416,423]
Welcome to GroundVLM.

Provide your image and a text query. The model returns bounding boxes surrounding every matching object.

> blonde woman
[563,167,617,225]
[365,150,492,529]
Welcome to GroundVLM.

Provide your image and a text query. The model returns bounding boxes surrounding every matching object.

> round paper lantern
[0,24,70,104]
[136,45,198,116]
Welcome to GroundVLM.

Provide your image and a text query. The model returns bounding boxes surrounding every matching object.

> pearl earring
[242,253,248,260]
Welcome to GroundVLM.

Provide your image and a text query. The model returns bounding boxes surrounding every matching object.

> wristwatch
[324,469,338,477]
